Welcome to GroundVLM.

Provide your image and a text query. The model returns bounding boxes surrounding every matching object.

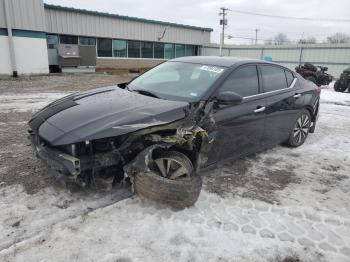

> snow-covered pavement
[0,86,349,262]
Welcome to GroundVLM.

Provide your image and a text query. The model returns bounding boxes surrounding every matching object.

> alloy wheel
[293,114,310,144]
[154,157,191,180]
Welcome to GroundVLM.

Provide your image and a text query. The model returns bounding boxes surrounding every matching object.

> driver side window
[220,65,259,97]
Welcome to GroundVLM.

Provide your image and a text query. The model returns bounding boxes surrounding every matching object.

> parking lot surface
[0,75,349,262]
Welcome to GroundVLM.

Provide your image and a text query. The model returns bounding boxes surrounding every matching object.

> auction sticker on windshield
[200,65,224,74]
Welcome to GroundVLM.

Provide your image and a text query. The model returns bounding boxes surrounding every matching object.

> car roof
[171,56,278,67]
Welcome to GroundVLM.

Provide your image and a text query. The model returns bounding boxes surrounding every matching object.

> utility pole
[219,7,229,56]
[298,32,305,65]
[255,29,260,45]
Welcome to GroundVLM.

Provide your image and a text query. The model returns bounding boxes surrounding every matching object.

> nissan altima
[28,57,320,207]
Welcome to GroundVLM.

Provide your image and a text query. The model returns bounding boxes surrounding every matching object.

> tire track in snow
[0,187,132,252]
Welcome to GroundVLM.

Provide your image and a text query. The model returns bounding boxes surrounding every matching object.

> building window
[164,43,174,59]
[141,41,153,58]
[154,43,164,59]
[185,45,195,56]
[59,35,78,45]
[128,40,141,58]
[113,39,127,57]
[97,38,112,57]
[79,36,96,45]
[175,44,185,58]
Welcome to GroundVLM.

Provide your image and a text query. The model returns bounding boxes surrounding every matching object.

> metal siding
[44,8,210,45]
[263,48,300,61]
[0,0,6,28]
[202,44,350,78]
[0,0,46,31]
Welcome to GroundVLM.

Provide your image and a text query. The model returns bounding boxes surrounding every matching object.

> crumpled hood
[29,86,189,145]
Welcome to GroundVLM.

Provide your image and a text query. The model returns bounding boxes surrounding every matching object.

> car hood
[29,86,189,146]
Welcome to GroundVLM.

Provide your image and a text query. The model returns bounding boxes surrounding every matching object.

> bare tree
[299,37,317,44]
[274,33,290,45]
[326,33,350,43]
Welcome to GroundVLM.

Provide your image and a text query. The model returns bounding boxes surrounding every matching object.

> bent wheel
[286,110,311,147]
[133,151,202,208]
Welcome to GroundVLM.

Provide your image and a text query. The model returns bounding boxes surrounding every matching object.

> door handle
[293,93,302,99]
[254,106,266,113]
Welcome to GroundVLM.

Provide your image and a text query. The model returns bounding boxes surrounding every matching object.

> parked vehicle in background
[334,67,350,92]
[28,57,321,208]
[295,62,333,86]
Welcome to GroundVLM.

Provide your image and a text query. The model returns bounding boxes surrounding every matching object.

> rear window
[285,70,295,86]
[261,65,288,92]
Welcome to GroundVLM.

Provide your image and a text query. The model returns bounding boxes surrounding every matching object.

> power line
[228,9,350,23]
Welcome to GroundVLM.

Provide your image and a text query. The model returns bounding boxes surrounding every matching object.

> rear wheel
[133,151,202,208]
[286,110,311,147]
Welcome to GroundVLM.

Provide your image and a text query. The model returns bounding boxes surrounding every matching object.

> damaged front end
[28,100,216,191]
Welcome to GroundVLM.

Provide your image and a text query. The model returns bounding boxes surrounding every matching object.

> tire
[286,110,311,147]
[306,76,316,85]
[133,151,202,208]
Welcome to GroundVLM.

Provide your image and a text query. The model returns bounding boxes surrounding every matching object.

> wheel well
[167,146,197,167]
[304,106,315,121]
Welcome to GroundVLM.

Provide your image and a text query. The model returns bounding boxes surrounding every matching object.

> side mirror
[216,91,243,105]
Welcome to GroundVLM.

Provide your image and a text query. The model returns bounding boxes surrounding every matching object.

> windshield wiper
[132,89,160,99]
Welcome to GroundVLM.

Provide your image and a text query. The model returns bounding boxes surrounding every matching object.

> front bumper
[28,132,81,176]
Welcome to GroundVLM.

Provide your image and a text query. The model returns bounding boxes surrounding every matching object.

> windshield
[128,61,226,102]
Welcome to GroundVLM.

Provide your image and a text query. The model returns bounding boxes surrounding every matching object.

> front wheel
[286,110,311,147]
[133,151,202,208]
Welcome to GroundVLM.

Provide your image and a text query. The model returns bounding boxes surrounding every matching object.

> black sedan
[28,57,320,207]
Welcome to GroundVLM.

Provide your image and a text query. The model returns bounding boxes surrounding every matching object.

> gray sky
[44,0,350,44]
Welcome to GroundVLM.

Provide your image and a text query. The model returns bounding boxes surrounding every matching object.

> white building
[0,0,212,76]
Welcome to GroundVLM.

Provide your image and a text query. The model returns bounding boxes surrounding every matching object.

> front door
[206,64,266,164]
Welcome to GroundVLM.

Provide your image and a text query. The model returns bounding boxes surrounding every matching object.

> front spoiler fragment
[28,132,81,176]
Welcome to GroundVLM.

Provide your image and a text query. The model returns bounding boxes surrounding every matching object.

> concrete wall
[0,34,49,75]
[13,37,49,74]
[0,35,12,74]
[202,43,350,78]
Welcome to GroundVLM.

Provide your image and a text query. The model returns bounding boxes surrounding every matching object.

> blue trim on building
[0,28,8,36]
[12,30,46,39]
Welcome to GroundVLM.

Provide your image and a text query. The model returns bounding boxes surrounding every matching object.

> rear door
[207,64,266,164]
[258,64,303,148]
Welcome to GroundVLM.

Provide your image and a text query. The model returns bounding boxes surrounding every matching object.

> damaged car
[28,57,320,208]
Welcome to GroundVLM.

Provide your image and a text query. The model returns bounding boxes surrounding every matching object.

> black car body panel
[29,87,189,146]
[28,57,320,188]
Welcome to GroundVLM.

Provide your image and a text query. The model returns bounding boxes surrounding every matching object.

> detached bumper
[28,132,81,176]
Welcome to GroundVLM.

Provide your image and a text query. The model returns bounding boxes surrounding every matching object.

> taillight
[314,87,321,94]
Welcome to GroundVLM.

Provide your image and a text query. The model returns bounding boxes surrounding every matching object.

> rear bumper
[28,132,81,176]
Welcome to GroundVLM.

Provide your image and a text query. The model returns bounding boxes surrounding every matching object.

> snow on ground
[0,93,69,113]
[0,87,350,261]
